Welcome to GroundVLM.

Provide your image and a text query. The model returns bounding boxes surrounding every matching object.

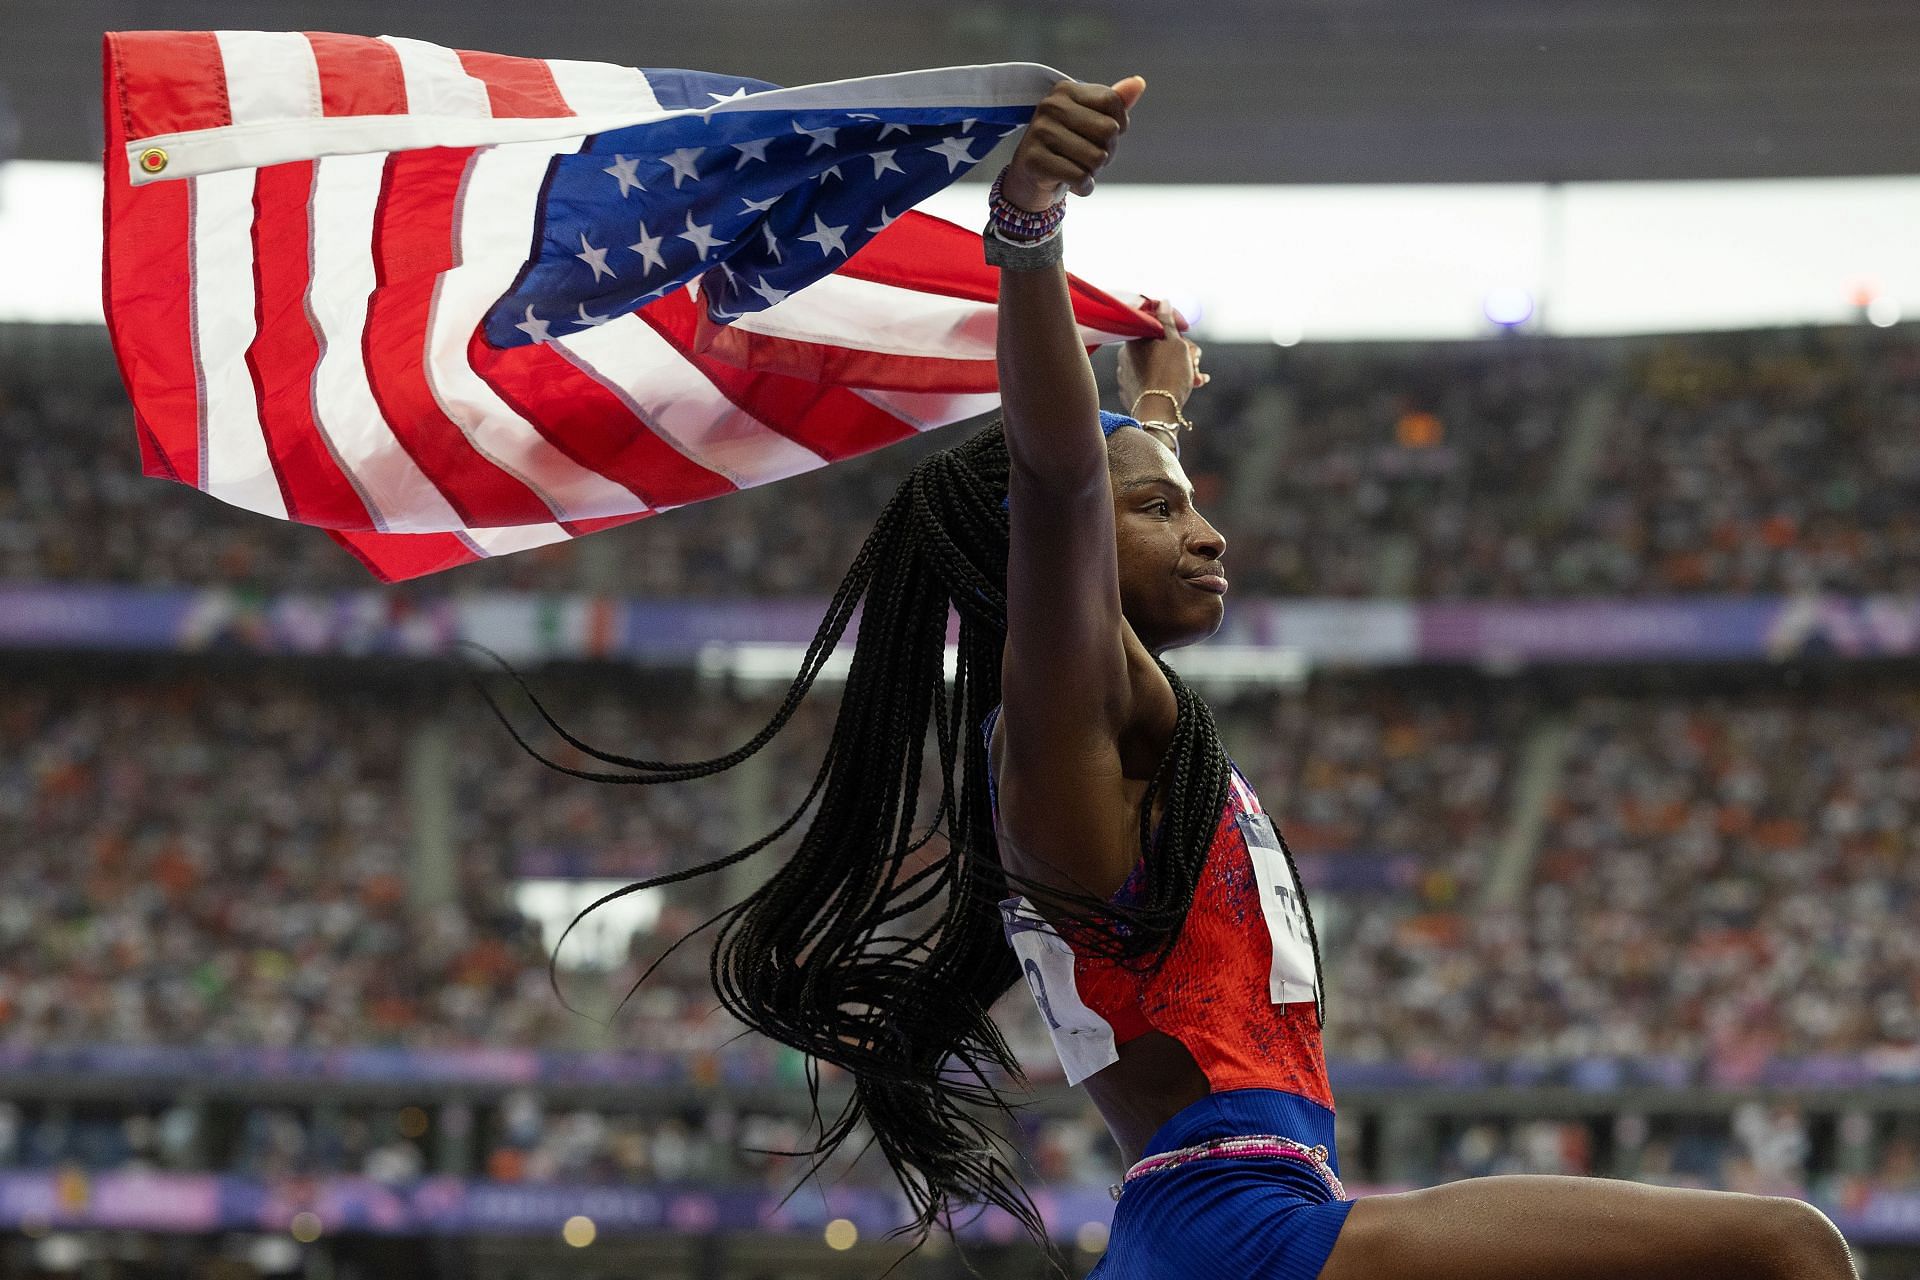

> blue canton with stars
[482,69,1030,347]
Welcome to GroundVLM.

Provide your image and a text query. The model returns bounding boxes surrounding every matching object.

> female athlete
[492,76,1860,1280]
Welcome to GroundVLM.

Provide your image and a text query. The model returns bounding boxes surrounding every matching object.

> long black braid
[475,420,1326,1262]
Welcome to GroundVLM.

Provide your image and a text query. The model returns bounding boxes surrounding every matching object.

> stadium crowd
[3,672,1916,1078]
[2,323,1915,600]
[4,321,1919,1204]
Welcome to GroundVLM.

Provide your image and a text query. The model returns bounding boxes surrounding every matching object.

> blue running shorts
[1087,1089,1355,1280]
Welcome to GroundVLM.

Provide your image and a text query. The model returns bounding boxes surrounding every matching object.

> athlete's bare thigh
[1318,1174,1854,1280]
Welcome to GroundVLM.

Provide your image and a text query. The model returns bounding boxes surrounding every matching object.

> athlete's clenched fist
[1000,75,1146,213]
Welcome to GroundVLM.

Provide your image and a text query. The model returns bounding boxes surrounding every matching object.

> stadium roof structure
[4,0,1919,183]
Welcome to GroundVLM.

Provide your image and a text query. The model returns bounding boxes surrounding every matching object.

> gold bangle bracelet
[1137,420,1184,454]
[1130,389,1191,429]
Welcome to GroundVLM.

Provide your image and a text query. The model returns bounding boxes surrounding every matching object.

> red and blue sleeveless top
[989,714,1332,1107]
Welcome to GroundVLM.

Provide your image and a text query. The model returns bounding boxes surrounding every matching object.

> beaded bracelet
[987,165,1066,244]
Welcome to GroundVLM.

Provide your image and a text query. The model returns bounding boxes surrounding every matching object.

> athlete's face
[1108,427,1227,652]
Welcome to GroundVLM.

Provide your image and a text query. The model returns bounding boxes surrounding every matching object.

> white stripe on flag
[307,152,466,533]
[433,142,652,521]
[731,271,1139,365]
[381,35,494,121]
[214,31,322,128]
[545,60,662,116]
[189,168,286,519]
[462,524,577,557]
[850,387,1000,432]
[556,319,827,489]
[730,274,1000,362]
[121,57,1062,187]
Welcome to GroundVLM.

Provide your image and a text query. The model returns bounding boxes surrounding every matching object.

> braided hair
[479,419,1326,1262]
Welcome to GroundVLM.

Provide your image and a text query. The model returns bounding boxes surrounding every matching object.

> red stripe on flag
[690,310,1000,394]
[642,292,919,460]
[328,529,481,582]
[101,35,202,489]
[361,148,558,528]
[306,32,409,117]
[133,419,177,483]
[330,513,651,583]
[107,31,231,140]
[562,513,650,536]
[465,327,740,510]
[845,211,1159,339]
[455,49,572,119]
[247,161,379,529]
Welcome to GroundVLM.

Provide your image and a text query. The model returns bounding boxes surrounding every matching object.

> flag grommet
[138,148,168,174]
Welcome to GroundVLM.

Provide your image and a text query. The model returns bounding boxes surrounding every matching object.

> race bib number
[1237,812,1320,1006]
[998,896,1121,1086]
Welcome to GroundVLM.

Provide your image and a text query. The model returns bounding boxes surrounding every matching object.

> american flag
[102,32,1159,582]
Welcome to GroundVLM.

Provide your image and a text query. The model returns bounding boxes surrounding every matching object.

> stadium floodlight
[1269,315,1306,347]
[1483,286,1536,328]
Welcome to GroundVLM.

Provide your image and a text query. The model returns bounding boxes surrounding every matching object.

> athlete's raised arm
[990,77,1211,901]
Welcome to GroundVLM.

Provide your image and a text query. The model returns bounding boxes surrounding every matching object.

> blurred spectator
[4,324,1917,599]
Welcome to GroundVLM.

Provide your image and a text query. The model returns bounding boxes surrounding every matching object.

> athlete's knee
[1753,1197,1855,1280]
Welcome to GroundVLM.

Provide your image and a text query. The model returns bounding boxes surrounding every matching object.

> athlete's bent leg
[1317,1174,1855,1280]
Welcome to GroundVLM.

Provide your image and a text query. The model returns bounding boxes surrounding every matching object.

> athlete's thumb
[1111,75,1146,109]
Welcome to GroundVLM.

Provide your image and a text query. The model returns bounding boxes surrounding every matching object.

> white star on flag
[749,275,790,306]
[707,86,753,104]
[575,303,614,327]
[959,118,977,133]
[870,150,905,178]
[876,120,912,140]
[740,194,780,214]
[575,233,614,281]
[927,134,980,172]
[628,222,666,273]
[513,305,553,343]
[602,155,644,197]
[731,138,771,169]
[660,147,706,188]
[798,213,850,258]
[866,206,897,235]
[677,210,724,260]
[817,164,843,183]
[761,223,783,263]
[792,120,839,154]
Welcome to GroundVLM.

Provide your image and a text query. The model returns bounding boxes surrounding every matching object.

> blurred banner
[3,586,1917,667]
[0,1042,1912,1092]
[0,1167,1909,1243]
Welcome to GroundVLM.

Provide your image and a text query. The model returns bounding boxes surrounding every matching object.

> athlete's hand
[1118,299,1207,426]
[1001,75,1145,213]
